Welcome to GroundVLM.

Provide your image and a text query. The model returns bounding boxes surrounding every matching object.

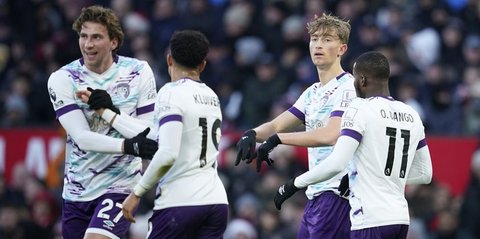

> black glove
[235,130,257,166]
[256,134,281,172]
[87,87,120,114]
[124,128,158,159]
[274,178,300,210]
[338,174,350,197]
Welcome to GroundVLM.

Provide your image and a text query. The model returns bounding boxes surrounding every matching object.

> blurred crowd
[1,0,480,238]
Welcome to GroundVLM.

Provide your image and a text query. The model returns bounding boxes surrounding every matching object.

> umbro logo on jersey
[278,185,285,195]
[241,136,248,140]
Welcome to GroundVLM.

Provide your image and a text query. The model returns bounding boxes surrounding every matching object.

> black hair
[355,51,390,81]
[169,30,209,68]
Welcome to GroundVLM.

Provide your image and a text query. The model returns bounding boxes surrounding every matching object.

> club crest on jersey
[318,95,329,108]
[116,83,130,99]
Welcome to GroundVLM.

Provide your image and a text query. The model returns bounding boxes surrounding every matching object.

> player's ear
[166,54,173,66]
[198,60,207,73]
[361,75,367,87]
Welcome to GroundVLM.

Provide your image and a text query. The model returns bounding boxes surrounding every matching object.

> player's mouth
[84,52,97,60]
[313,52,324,59]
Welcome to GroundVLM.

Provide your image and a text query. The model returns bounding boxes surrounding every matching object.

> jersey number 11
[384,127,410,178]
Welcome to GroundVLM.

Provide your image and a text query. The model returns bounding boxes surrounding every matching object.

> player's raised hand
[235,130,257,166]
[124,128,158,159]
[86,87,121,114]
[122,192,141,223]
[256,134,281,172]
[274,178,300,210]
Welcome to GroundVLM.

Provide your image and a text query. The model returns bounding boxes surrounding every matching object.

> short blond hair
[306,13,351,44]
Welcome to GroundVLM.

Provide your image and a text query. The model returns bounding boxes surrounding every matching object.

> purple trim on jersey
[372,95,395,101]
[341,129,363,142]
[288,107,305,123]
[159,114,183,127]
[80,55,118,65]
[336,72,347,80]
[417,138,427,149]
[330,110,344,117]
[56,104,81,118]
[136,103,155,115]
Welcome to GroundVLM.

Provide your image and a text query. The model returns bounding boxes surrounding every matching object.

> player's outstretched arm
[295,136,357,187]
[277,116,342,147]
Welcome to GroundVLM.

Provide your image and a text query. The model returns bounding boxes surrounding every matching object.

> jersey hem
[153,201,229,211]
[351,220,410,230]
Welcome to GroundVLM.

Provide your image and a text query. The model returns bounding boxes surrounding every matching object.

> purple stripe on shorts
[341,129,363,142]
[288,107,305,123]
[136,103,155,115]
[417,138,427,149]
[159,114,182,127]
[56,104,81,118]
[330,110,344,117]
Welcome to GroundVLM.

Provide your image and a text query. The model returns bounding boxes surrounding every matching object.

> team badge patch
[116,83,130,99]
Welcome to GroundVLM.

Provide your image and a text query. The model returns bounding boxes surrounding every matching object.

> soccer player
[121,30,229,239]
[47,6,158,239]
[235,13,355,238]
[274,51,433,239]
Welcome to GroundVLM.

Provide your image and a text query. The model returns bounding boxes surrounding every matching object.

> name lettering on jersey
[380,110,414,123]
[193,94,219,107]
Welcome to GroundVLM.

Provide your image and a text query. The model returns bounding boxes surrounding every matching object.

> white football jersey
[340,96,426,229]
[289,72,356,199]
[47,56,157,201]
[149,78,228,210]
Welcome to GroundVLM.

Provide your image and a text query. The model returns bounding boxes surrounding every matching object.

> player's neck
[316,64,344,85]
[170,66,200,82]
[366,87,390,98]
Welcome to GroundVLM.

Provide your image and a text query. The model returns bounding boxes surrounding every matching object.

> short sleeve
[47,70,79,118]
[136,61,157,116]
[330,82,356,117]
[340,100,367,143]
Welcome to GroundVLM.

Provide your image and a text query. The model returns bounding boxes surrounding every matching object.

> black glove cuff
[268,134,282,146]
[124,139,138,156]
[287,177,300,192]
[111,106,121,115]
[245,130,256,138]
